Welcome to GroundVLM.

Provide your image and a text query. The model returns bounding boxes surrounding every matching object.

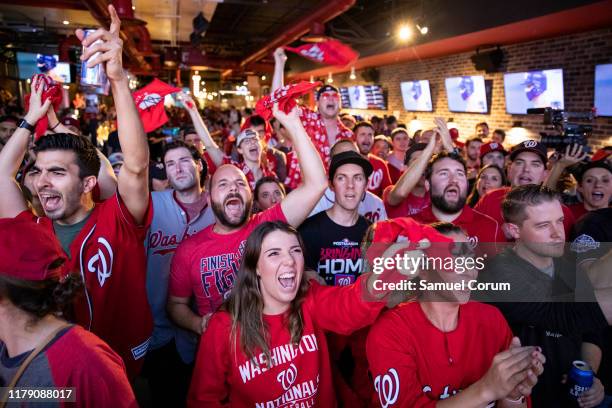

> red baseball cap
[0,216,66,281]
[61,116,80,129]
[480,141,507,159]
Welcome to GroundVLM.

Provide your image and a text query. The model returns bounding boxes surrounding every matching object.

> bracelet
[49,121,61,131]
[504,395,525,404]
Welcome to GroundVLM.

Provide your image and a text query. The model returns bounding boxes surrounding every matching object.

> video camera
[527,107,594,151]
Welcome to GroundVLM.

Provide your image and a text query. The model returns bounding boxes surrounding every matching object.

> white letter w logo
[87,237,114,287]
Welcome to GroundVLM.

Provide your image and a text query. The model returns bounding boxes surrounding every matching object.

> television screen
[16,52,71,83]
[504,69,564,114]
[595,64,612,117]
[339,87,351,108]
[445,75,488,113]
[347,85,386,110]
[400,80,433,111]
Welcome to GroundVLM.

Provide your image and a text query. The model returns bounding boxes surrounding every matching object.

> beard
[430,187,467,214]
[211,192,252,228]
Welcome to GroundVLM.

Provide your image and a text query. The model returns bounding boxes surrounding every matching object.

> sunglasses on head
[320,92,339,100]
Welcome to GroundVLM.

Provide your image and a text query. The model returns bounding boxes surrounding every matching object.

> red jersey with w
[17,193,153,379]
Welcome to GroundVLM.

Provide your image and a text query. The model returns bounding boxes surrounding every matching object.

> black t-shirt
[480,248,608,407]
[298,211,370,286]
[571,207,612,393]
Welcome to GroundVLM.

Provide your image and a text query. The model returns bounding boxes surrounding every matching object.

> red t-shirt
[17,193,153,379]
[367,301,513,407]
[187,276,385,407]
[413,205,504,245]
[474,187,576,239]
[1,325,137,407]
[382,186,430,219]
[169,204,287,316]
[388,163,405,184]
[284,107,353,189]
[367,154,392,197]
[568,202,589,222]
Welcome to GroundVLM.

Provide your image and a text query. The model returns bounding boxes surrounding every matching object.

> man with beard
[272,48,353,188]
[0,6,152,379]
[475,140,576,238]
[354,121,391,197]
[384,118,456,218]
[167,103,327,336]
[476,121,490,139]
[413,151,504,245]
[143,140,214,407]
[481,186,609,407]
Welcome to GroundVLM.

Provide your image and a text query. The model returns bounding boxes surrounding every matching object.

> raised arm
[277,105,327,227]
[272,48,287,92]
[387,132,436,206]
[544,144,587,190]
[0,76,51,218]
[180,92,224,166]
[77,5,149,224]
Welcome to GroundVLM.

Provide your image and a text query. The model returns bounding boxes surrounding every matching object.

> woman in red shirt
[188,221,388,407]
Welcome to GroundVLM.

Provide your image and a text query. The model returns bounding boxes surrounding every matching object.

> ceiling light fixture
[327,72,333,84]
[398,24,412,41]
[261,75,266,81]
[62,20,70,25]
[416,24,428,35]
[349,67,356,80]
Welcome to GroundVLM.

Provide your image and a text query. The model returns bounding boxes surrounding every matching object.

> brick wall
[332,27,612,149]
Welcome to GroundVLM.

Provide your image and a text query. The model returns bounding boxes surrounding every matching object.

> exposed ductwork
[79,0,152,72]
[239,0,355,68]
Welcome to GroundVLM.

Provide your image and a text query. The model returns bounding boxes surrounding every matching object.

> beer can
[80,29,108,87]
[568,360,593,399]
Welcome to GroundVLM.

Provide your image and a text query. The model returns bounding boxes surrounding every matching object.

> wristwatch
[17,119,35,133]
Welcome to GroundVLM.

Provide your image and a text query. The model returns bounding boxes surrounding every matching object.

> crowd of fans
[0,7,611,408]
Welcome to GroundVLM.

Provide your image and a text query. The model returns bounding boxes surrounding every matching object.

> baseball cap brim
[329,151,373,180]
[510,147,547,164]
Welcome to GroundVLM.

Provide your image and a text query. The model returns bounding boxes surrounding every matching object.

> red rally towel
[284,39,359,67]
[132,79,181,133]
[24,74,63,140]
[366,217,456,278]
[255,81,321,121]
